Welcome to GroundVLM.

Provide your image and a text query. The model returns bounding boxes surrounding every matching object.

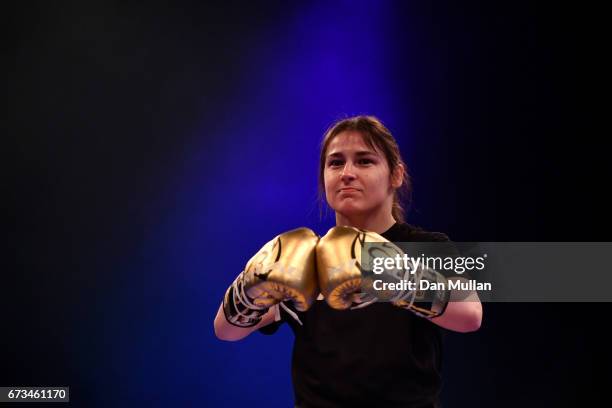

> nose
[340,162,356,183]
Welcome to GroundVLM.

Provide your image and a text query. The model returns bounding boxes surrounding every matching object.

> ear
[391,163,404,189]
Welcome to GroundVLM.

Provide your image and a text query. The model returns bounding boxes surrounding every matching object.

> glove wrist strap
[222,271,269,328]
[396,266,450,319]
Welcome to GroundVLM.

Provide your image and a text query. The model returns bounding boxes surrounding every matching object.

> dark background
[6,1,609,407]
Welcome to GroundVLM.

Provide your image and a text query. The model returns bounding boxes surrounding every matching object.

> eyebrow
[327,150,378,158]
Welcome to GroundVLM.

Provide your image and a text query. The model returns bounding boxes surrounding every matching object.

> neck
[335,210,397,234]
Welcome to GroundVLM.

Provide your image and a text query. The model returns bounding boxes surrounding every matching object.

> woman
[214,115,482,407]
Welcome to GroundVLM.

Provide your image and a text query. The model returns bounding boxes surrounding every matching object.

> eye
[358,158,374,165]
[327,159,344,167]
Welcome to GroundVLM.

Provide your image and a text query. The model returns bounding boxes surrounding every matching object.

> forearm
[430,290,482,333]
[214,303,276,341]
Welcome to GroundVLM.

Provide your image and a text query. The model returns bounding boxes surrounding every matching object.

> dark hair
[318,115,412,222]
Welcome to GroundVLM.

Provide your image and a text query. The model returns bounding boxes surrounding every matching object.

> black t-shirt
[260,223,452,408]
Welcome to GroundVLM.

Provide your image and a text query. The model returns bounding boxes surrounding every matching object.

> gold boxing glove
[316,226,390,310]
[223,227,319,327]
[316,226,450,318]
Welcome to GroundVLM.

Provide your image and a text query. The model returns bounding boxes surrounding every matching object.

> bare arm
[430,299,482,333]
[213,303,279,341]
[430,281,482,333]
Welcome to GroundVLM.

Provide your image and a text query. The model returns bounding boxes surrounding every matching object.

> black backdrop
[7,1,609,407]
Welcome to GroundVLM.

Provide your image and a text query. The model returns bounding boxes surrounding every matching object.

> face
[323,131,400,218]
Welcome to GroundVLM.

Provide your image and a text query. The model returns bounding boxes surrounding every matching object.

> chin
[334,204,365,218]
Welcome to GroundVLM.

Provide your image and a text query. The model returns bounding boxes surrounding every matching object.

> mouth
[338,187,361,193]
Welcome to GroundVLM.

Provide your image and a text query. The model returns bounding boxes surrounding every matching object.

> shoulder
[409,224,451,242]
[391,223,461,259]
[387,222,451,242]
